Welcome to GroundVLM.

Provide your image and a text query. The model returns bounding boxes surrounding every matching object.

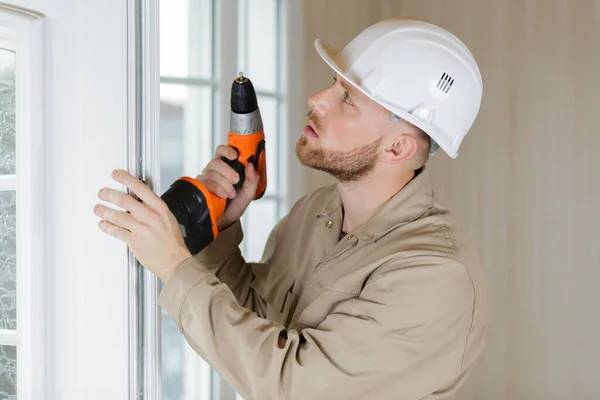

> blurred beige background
[292,1,600,399]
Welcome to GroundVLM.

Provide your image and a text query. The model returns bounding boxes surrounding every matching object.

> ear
[379,134,418,164]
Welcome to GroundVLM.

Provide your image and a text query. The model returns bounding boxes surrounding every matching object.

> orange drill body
[161,73,267,255]
[227,130,267,200]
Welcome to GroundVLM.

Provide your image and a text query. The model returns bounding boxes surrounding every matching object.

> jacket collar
[315,166,434,242]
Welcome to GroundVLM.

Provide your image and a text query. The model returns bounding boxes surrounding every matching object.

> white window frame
[137,2,162,400]
[0,5,44,399]
[0,1,158,399]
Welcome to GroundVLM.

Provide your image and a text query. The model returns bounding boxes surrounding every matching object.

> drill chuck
[230,74,264,135]
[231,73,258,114]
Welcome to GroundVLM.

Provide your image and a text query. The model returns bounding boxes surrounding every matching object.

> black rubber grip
[222,154,245,208]
[160,179,215,255]
[253,140,266,199]
[223,157,246,192]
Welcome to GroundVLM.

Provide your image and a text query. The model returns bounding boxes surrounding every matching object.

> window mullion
[0,329,17,346]
[215,0,238,146]
[0,175,16,190]
[211,1,240,399]
[160,76,217,87]
[275,0,283,221]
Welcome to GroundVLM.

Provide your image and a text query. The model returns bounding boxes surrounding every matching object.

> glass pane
[257,96,277,196]
[0,191,16,331]
[239,0,278,92]
[161,311,184,399]
[160,85,214,400]
[241,199,277,262]
[160,0,213,79]
[160,84,213,195]
[0,49,16,175]
[161,310,211,400]
[0,345,16,399]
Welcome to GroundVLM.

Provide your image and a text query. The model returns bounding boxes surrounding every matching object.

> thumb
[239,162,260,200]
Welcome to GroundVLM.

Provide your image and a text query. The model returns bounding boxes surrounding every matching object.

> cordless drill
[161,73,267,255]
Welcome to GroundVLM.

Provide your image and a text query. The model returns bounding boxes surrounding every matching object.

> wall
[298,1,600,399]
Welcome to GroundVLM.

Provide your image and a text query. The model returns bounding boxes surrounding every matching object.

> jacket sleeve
[158,257,476,400]
[186,217,284,316]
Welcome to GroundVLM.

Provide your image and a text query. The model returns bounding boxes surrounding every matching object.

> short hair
[411,127,431,170]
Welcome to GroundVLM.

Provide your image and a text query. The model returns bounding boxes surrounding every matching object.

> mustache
[307,110,323,132]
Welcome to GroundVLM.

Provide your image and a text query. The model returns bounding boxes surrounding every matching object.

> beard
[295,135,382,184]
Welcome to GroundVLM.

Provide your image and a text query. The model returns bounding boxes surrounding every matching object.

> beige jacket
[158,167,487,400]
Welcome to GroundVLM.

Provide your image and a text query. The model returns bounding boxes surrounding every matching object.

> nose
[308,87,331,118]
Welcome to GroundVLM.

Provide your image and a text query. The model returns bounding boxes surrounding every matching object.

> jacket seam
[177,272,212,327]
[432,207,459,257]
[459,267,477,376]
[288,268,360,296]
[368,197,435,242]
[430,207,471,376]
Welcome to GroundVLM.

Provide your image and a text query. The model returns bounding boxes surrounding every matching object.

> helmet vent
[437,73,455,94]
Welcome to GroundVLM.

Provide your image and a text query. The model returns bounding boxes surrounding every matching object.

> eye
[332,76,353,105]
[344,92,353,105]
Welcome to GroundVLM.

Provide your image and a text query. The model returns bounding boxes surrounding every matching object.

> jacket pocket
[294,288,359,329]
[250,263,296,326]
[280,284,297,328]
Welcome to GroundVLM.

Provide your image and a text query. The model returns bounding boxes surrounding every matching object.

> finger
[202,171,236,198]
[215,145,238,161]
[97,187,156,225]
[94,204,143,232]
[205,159,240,185]
[239,163,260,200]
[202,180,232,200]
[111,169,163,211]
[243,162,259,187]
[98,219,132,244]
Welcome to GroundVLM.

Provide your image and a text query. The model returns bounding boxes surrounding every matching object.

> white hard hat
[314,17,483,159]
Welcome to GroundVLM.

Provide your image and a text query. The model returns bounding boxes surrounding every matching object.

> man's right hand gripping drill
[196,145,261,232]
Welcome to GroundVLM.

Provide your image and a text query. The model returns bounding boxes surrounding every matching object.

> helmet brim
[314,38,457,159]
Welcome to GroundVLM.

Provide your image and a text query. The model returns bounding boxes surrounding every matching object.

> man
[95,17,486,399]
